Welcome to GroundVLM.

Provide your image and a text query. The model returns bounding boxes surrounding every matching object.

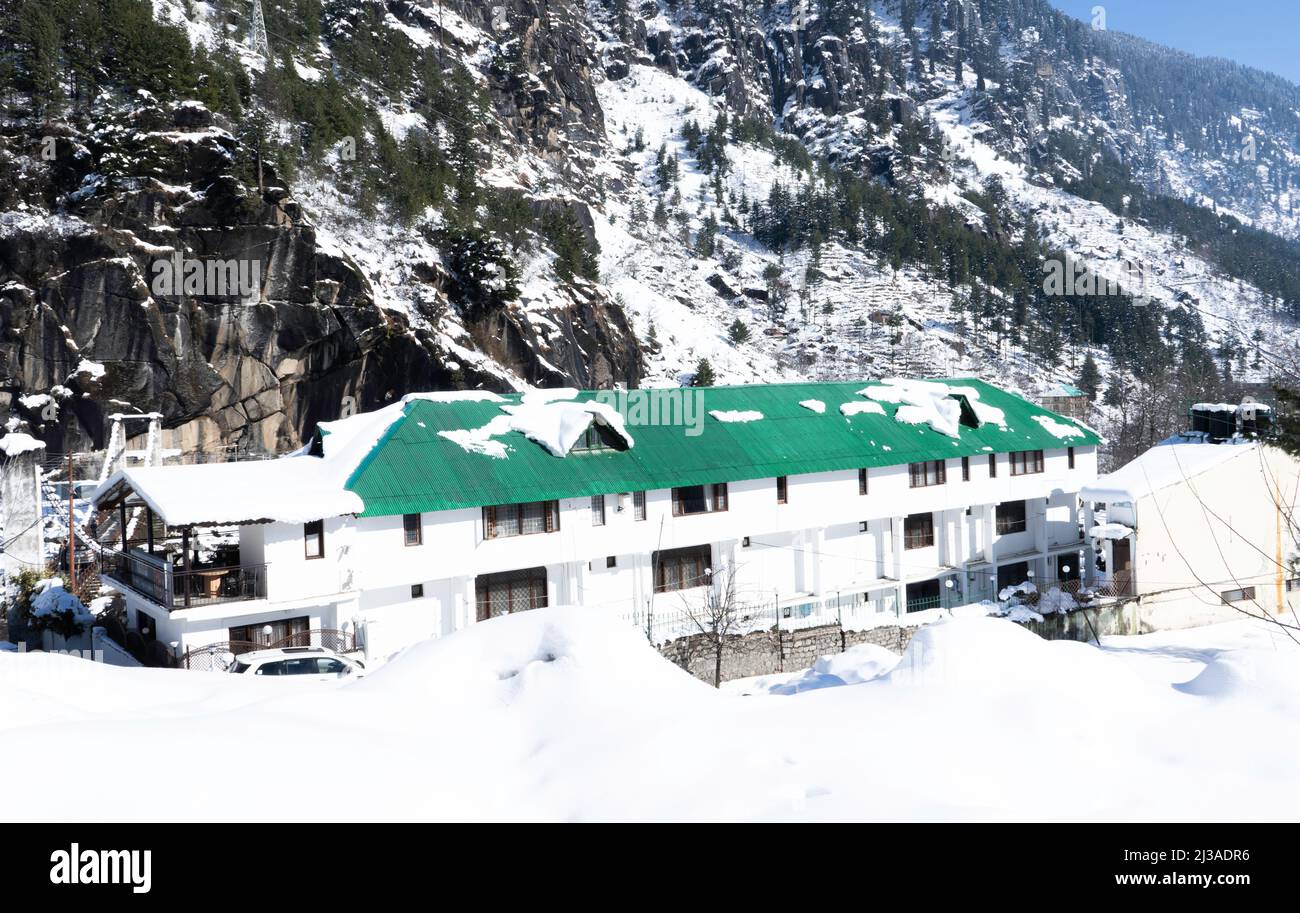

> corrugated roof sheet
[346,379,1099,517]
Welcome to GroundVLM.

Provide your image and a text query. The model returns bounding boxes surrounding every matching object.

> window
[570,424,620,452]
[961,456,970,481]
[483,501,560,539]
[905,579,942,613]
[476,567,548,620]
[605,556,617,568]
[304,519,324,559]
[1221,586,1256,605]
[903,513,934,550]
[229,616,308,652]
[591,494,606,526]
[633,490,647,521]
[316,658,347,675]
[1287,578,1300,593]
[776,476,788,504]
[995,499,1028,535]
[908,460,946,488]
[742,536,751,547]
[1067,446,1076,470]
[403,513,422,546]
[858,468,869,495]
[1010,450,1045,476]
[988,453,998,477]
[672,483,728,516]
[653,544,712,593]
[411,584,424,599]
[997,561,1031,592]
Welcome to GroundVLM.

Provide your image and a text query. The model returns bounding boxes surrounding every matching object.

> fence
[620,588,904,645]
[178,628,358,671]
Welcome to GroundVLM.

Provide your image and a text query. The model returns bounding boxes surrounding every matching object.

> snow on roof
[1032,415,1086,439]
[859,379,1005,437]
[840,401,886,417]
[1080,438,1258,503]
[798,399,826,414]
[1042,382,1084,398]
[0,432,46,456]
[94,455,365,526]
[709,410,764,423]
[442,398,635,459]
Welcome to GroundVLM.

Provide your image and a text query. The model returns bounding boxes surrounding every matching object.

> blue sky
[1048,0,1300,85]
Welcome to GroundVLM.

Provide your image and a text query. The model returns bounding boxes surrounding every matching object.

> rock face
[0,88,640,454]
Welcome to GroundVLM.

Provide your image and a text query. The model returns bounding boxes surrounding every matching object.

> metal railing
[99,549,268,610]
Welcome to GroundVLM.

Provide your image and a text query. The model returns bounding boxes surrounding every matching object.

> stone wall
[658,604,1139,686]
[658,622,920,686]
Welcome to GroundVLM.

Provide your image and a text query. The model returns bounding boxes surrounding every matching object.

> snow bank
[6,609,1300,821]
[1090,522,1134,540]
[764,644,901,695]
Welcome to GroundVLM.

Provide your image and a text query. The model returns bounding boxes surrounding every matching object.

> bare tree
[678,559,758,688]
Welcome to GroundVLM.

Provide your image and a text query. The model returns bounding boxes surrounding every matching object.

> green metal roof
[344,379,1100,517]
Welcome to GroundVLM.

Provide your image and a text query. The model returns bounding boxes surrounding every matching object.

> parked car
[229,646,366,680]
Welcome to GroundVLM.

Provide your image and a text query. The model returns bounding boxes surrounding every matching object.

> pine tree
[693,357,716,387]
[728,319,751,345]
[1076,352,1102,401]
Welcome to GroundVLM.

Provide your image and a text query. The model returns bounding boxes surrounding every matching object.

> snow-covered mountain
[2,0,1299,461]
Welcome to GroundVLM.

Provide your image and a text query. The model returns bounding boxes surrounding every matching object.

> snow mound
[766,644,902,695]
[1176,650,1300,709]
[441,399,635,459]
[1032,415,1086,439]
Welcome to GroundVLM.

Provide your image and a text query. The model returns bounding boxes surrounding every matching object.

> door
[1111,540,1133,596]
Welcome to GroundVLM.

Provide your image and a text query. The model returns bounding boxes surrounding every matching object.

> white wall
[127,445,1100,653]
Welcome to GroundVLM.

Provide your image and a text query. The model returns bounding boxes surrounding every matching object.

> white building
[1080,413,1300,630]
[90,379,1100,659]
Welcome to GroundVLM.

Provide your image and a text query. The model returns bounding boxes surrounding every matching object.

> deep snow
[2,609,1298,822]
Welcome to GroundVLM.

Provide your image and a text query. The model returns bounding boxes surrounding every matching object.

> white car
[229,646,366,680]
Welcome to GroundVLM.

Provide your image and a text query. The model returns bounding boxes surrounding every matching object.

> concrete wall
[1,449,44,582]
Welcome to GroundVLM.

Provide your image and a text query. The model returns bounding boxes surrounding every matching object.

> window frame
[988,453,998,478]
[653,544,712,593]
[995,499,1028,535]
[402,512,422,546]
[633,490,647,521]
[903,512,935,550]
[858,468,869,495]
[1010,450,1045,476]
[1067,446,1076,470]
[1221,586,1256,605]
[961,456,970,481]
[908,460,947,489]
[304,519,325,560]
[482,500,561,539]
[671,483,729,516]
[476,566,549,621]
[776,476,788,504]
[591,494,606,526]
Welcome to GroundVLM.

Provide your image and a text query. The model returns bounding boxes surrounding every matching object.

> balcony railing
[99,549,268,611]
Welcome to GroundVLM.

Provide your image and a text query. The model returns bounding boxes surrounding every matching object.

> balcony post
[118,501,127,549]
[146,507,155,554]
[181,527,191,608]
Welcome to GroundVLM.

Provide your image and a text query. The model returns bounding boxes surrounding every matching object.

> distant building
[1038,383,1089,421]
[1081,403,1300,630]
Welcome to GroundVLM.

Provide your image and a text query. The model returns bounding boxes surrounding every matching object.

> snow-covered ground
[3,609,1298,822]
